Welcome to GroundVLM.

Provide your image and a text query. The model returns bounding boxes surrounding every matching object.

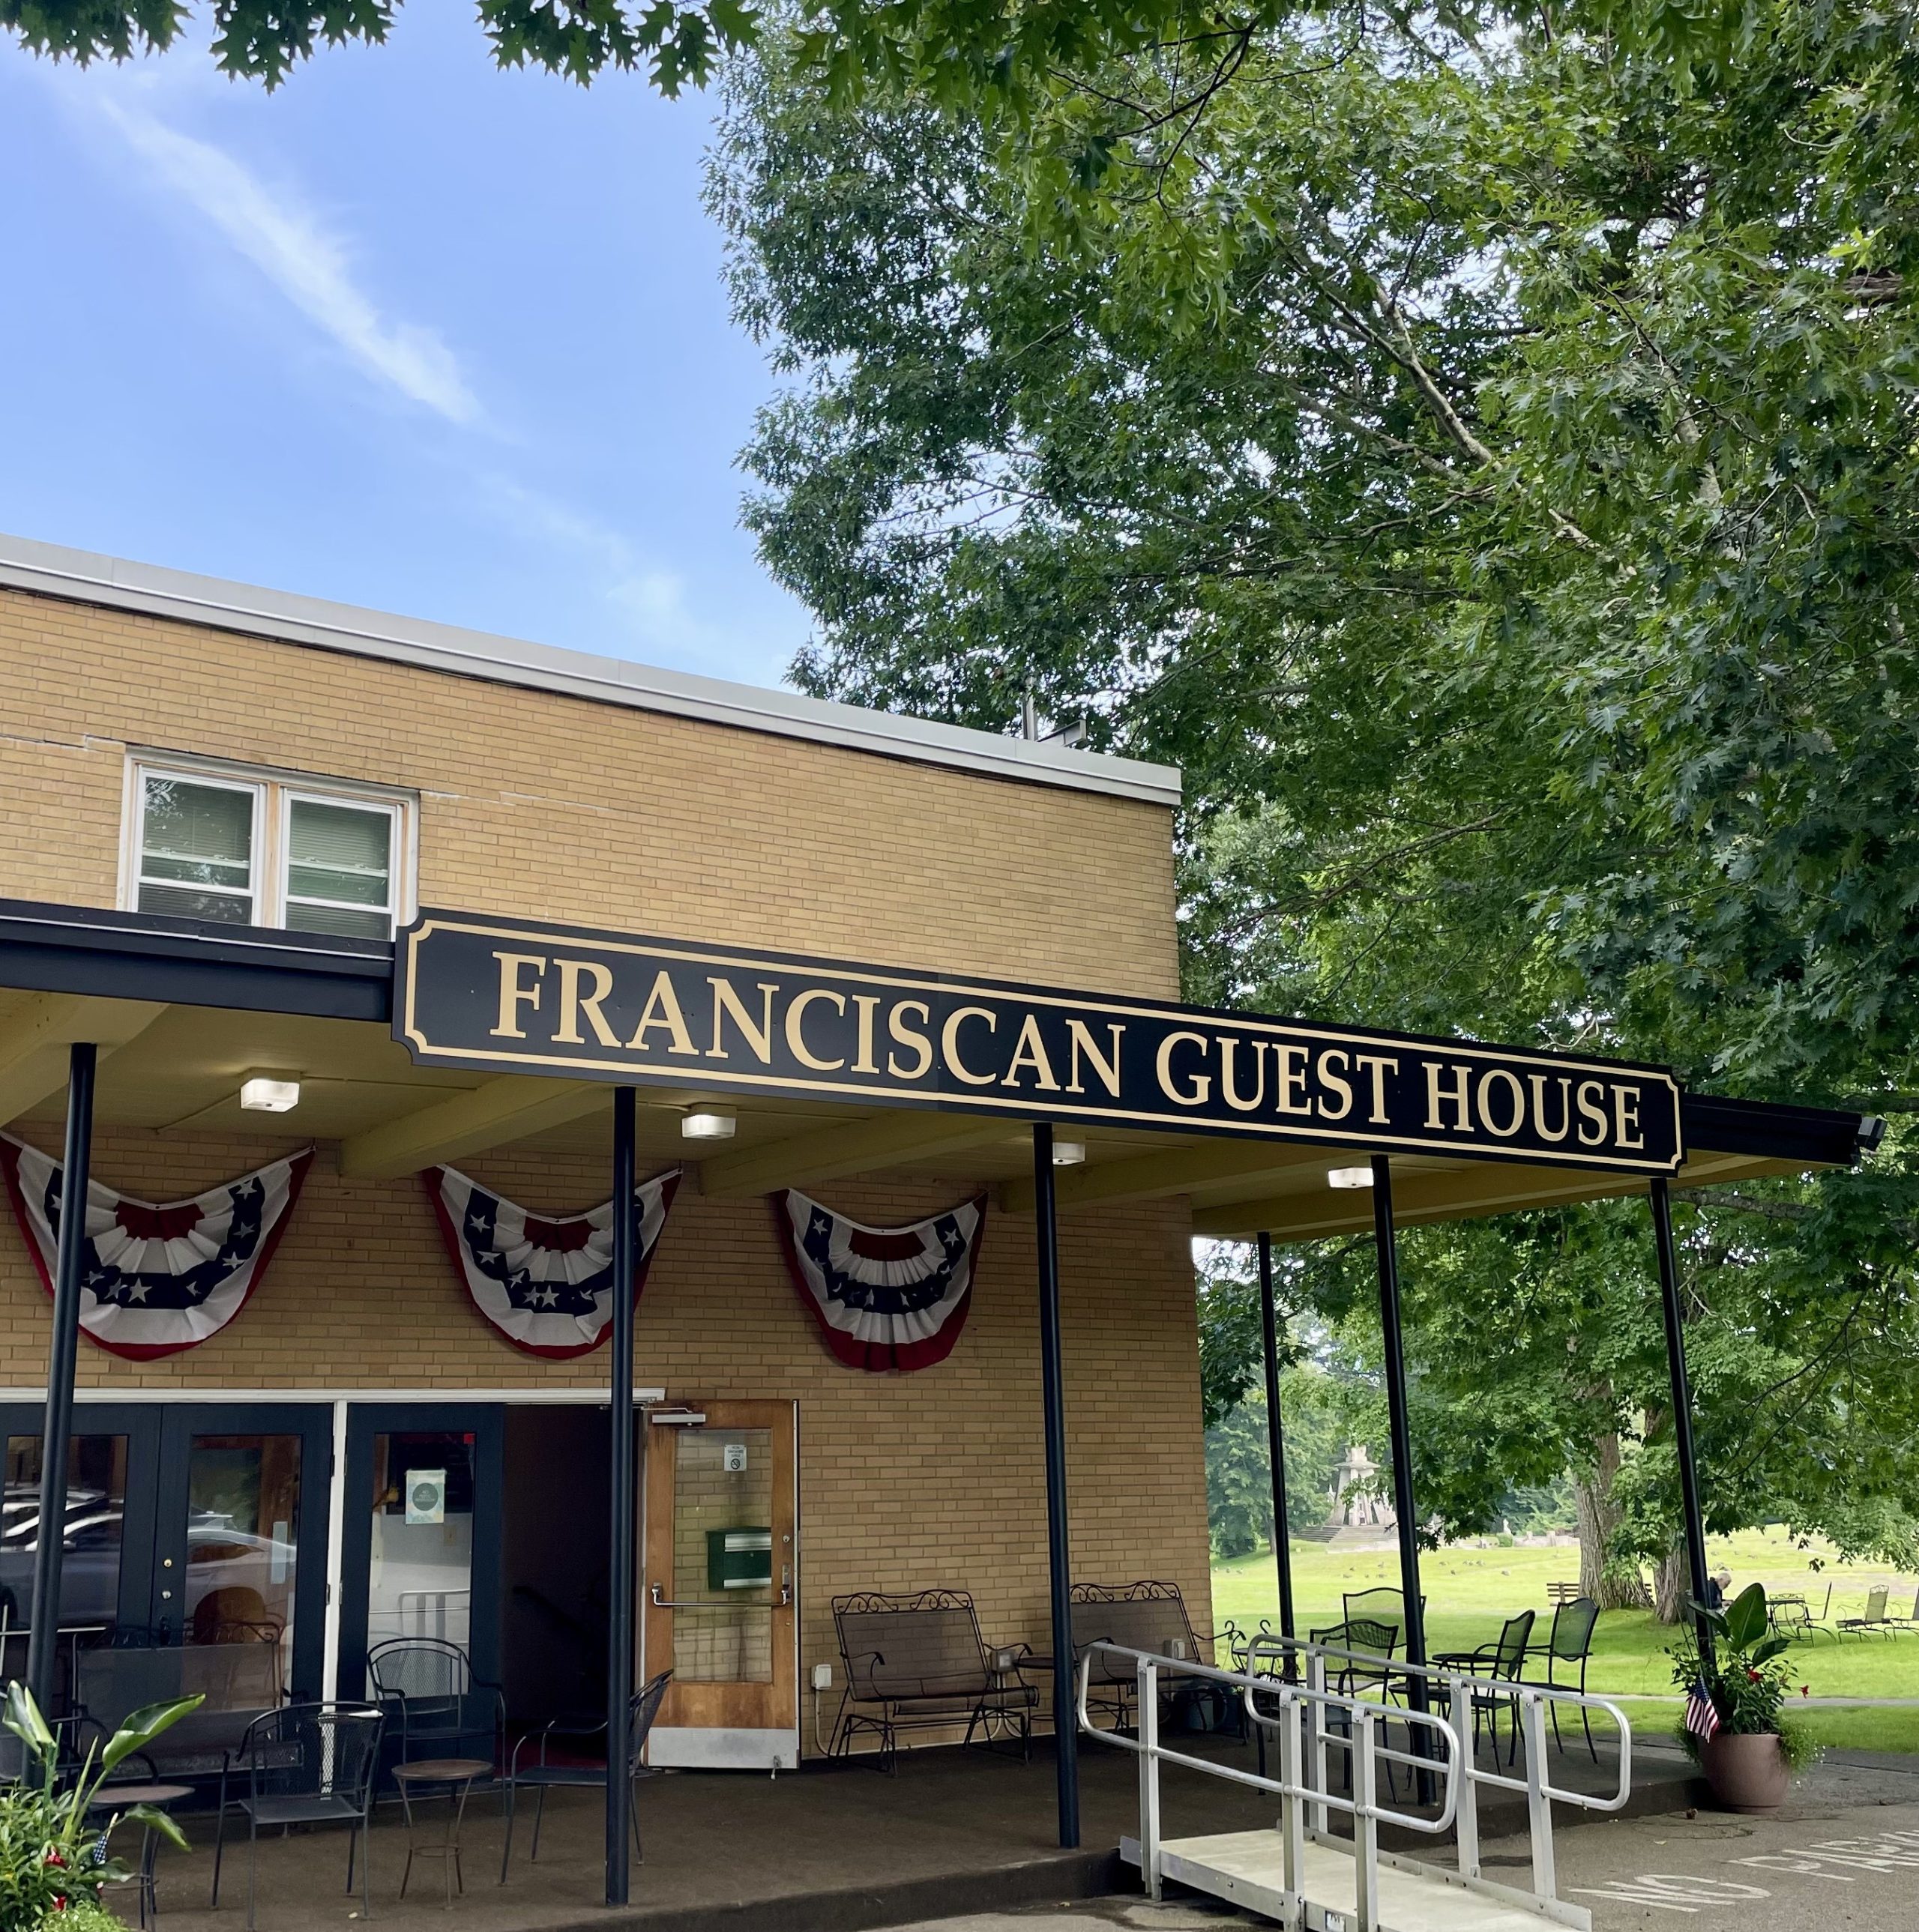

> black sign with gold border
[394,911,1684,1174]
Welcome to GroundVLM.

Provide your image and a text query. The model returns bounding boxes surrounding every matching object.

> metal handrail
[1240,1631,1635,1814]
[1081,1632,1634,1931]
[1075,1642,1459,1831]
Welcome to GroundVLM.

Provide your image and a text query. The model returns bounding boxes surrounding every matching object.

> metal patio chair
[1340,1588,1425,1653]
[1839,1584,1893,1639]
[830,1589,1035,1770]
[1526,1594,1600,1760]
[367,1635,504,1771]
[1881,1587,1919,1632]
[1434,1610,1537,1766]
[498,1668,672,1880]
[210,1700,384,1930]
[1298,1618,1402,1793]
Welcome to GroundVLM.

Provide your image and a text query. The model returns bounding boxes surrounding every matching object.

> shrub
[0,1683,200,1927]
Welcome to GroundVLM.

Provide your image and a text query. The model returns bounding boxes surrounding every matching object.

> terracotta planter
[1702,1730,1789,1813]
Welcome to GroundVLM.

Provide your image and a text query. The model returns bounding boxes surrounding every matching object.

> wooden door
[642,1400,798,1771]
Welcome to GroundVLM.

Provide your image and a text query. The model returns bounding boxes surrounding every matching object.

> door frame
[336,1402,505,1700]
[642,1398,799,1772]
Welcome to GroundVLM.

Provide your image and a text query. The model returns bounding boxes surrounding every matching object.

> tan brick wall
[0,1128,1211,1751]
[0,588,1178,995]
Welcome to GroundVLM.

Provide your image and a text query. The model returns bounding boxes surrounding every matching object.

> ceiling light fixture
[239,1077,301,1114]
[1327,1165,1375,1190]
[1052,1139,1088,1167]
[681,1108,738,1142]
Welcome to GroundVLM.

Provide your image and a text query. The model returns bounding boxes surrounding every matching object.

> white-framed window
[125,757,415,941]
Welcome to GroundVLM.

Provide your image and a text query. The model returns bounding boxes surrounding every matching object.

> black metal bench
[830,1588,1035,1772]
[1070,1580,1213,1731]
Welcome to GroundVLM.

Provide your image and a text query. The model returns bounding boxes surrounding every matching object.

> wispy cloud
[91,94,480,424]
[474,473,723,662]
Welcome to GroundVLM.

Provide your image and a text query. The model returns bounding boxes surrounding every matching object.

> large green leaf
[101,1695,203,1775]
[1723,1584,1771,1652]
[112,1801,192,1853]
[2,1680,55,1754]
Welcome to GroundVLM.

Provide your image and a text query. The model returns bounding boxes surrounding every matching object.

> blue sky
[0,17,810,687]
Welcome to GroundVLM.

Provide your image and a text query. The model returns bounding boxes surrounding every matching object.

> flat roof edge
[0,533,1184,809]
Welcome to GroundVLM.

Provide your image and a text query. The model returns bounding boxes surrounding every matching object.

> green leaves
[102,1697,204,1776]
[715,0,1919,1580]
[1722,1580,1770,1650]
[1,1680,55,1760]
[0,1684,201,1919]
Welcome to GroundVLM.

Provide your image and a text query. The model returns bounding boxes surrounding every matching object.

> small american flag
[1685,1679,1721,1742]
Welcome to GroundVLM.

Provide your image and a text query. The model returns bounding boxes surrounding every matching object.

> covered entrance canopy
[0,894,1879,1897]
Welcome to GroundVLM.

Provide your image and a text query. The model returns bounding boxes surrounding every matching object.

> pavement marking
[1570,1825,1919,1914]
[1568,1874,1771,1914]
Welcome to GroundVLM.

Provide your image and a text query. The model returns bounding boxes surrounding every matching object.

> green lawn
[1210,1527,1919,1751]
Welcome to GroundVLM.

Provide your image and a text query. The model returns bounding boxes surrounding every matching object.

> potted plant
[0,1682,202,1928]
[1668,1582,1818,1812]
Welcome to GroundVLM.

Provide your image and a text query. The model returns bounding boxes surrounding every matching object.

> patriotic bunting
[424,1164,679,1359]
[773,1189,986,1372]
[0,1133,313,1361]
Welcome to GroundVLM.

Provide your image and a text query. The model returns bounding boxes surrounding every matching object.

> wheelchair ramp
[1125,1830,1591,1932]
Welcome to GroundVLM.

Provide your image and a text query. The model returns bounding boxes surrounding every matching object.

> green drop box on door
[707,1527,774,1592]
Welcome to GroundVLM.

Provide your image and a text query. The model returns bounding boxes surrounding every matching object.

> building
[0,533,1205,1780]
[0,534,1875,1893]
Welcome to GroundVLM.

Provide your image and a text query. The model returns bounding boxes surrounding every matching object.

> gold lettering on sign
[1530,1074,1573,1144]
[491,952,547,1039]
[1317,1049,1354,1121]
[1575,1079,1609,1147]
[786,987,848,1071]
[851,995,882,1075]
[886,1001,933,1081]
[1614,1084,1645,1150]
[1004,1013,1061,1091]
[708,978,778,1063]
[1064,1020,1124,1098]
[942,1006,1000,1087]
[626,970,698,1056]
[553,959,621,1048]
[1219,1037,1265,1114]
[1157,1030,1212,1105]
[1424,1061,1472,1132]
[1477,1067,1526,1138]
[1354,1054,1398,1124]
[1274,1042,1313,1116]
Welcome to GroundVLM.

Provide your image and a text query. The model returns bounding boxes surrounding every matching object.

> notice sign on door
[406,1469,447,1525]
[723,1442,747,1473]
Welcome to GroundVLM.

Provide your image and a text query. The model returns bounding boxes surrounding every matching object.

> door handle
[650,1584,777,1610]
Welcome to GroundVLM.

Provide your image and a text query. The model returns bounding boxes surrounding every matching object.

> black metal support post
[1032,1122,1079,1850]
[1256,1234,1297,1652]
[1651,1177,1714,1664]
[605,1086,638,1907]
[27,1042,96,1718]
[1370,1155,1433,1798]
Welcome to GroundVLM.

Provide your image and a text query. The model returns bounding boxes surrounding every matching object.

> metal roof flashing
[0,533,1182,809]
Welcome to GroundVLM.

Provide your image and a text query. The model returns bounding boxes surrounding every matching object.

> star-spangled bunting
[424,1164,679,1359]
[772,1188,986,1372]
[0,1134,313,1360]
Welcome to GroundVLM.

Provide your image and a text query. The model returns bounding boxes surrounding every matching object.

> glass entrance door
[337,1404,504,1697]
[642,1401,798,1771]
[0,1402,331,1711]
